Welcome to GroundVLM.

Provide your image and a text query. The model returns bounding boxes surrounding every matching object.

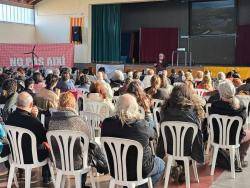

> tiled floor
[0,152,249,188]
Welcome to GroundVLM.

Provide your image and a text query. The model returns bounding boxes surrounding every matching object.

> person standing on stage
[154,53,168,73]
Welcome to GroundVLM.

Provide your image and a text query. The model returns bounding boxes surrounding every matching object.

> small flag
[70,17,83,44]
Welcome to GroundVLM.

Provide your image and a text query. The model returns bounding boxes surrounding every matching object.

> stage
[80,63,250,80]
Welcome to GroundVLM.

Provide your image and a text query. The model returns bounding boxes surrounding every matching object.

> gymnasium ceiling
[0,0,43,7]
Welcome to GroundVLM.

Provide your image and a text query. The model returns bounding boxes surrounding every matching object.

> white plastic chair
[195,89,208,97]
[5,125,54,188]
[81,111,104,139]
[83,100,110,118]
[101,137,153,188]
[208,114,243,179]
[205,103,212,155]
[47,130,96,188]
[173,82,184,87]
[0,104,4,117]
[153,107,161,136]
[161,121,199,188]
[112,96,119,107]
[237,95,250,129]
[41,113,45,128]
[152,99,164,109]
[139,106,145,119]
[112,87,120,93]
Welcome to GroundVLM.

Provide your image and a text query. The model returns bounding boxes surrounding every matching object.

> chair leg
[61,175,66,188]
[75,175,82,188]
[206,134,211,155]
[48,160,56,186]
[109,179,115,188]
[184,158,190,188]
[210,146,219,176]
[147,177,153,188]
[229,148,236,179]
[7,166,15,188]
[24,168,31,188]
[55,172,63,188]
[89,168,96,188]
[13,172,19,188]
[163,156,173,188]
[192,160,199,183]
[236,148,242,169]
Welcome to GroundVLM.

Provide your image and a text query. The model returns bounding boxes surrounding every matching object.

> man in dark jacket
[6,92,51,184]
[101,94,165,186]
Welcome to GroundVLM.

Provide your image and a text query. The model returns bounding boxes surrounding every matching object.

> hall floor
[0,152,249,188]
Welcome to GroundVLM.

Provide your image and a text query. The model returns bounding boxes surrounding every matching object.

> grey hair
[218,80,240,109]
[112,70,124,81]
[115,94,142,124]
[17,92,33,108]
[217,72,226,81]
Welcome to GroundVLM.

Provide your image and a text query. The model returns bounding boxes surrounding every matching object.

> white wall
[35,0,160,64]
[0,22,36,43]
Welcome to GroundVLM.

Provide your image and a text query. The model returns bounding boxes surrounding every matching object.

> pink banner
[0,43,74,68]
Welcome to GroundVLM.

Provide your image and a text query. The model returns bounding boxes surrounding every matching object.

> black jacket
[110,80,124,88]
[156,106,204,164]
[209,100,246,144]
[6,108,48,163]
[101,115,156,180]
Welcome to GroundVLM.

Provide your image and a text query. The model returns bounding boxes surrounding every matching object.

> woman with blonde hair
[197,75,214,91]
[101,94,165,186]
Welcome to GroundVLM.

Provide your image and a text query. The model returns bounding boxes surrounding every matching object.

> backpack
[216,149,231,170]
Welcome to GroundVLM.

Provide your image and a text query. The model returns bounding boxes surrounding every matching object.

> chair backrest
[161,121,198,157]
[101,137,144,181]
[195,89,208,97]
[83,100,110,118]
[236,95,250,125]
[153,107,161,135]
[41,114,45,128]
[0,104,4,117]
[112,87,120,93]
[81,111,103,139]
[205,103,212,118]
[4,125,40,165]
[152,99,164,108]
[208,114,243,147]
[173,82,184,87]
[112,96,119,107]
[46,130,89,172]
[139,106,145,119]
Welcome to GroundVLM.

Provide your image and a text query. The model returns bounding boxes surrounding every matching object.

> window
[0,3,34,25]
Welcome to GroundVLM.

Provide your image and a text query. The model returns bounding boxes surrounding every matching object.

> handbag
[88,141,109,174]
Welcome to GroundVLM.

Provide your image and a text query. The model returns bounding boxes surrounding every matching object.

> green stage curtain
[92,5,121,62]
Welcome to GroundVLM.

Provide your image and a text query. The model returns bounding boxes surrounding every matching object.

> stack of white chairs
[5,125,54,188]
[47,130,96,188]
[161,121,199,188]
[101,137,153,188]
[208,114,243,179]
